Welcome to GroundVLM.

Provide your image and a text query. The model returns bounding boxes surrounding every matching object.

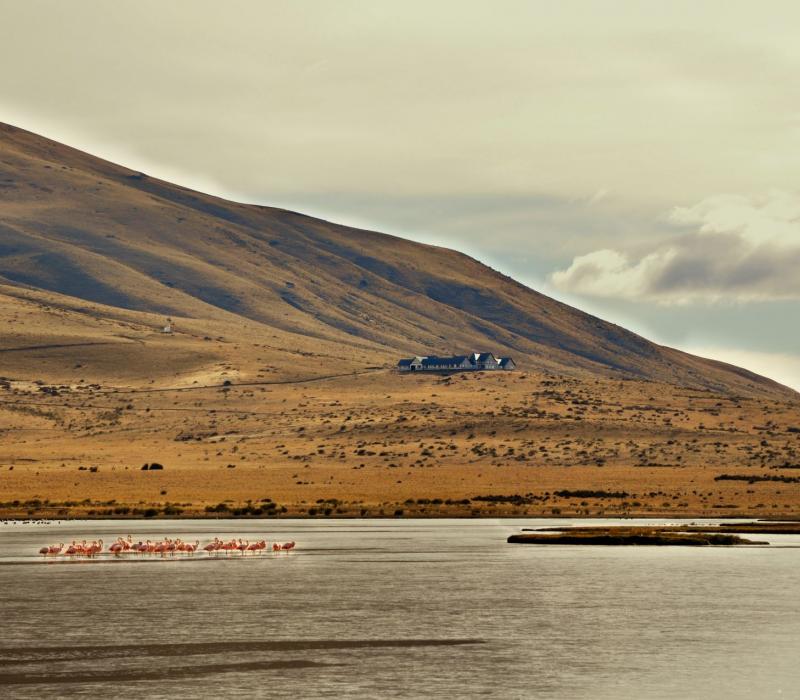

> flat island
[507,524,774,546]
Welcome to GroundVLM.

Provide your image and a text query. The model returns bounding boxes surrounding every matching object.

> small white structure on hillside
[162,318,173,334]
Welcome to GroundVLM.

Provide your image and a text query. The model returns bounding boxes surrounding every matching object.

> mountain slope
[0,121,793,398]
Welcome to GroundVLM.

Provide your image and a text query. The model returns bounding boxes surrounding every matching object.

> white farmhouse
[397,351,515,372]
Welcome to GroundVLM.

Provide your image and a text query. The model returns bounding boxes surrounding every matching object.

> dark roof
[398,352,509,368]
[398,354,473,367]
[421,355,468,367]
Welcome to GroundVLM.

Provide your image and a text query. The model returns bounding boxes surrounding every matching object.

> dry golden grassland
[2,344,799,519]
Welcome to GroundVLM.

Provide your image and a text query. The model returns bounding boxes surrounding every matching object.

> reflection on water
[0,518,798,699]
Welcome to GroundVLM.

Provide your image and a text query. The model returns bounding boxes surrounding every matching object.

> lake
[1,518,798,698]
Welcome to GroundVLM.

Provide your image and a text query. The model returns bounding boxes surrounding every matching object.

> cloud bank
[551,191,800,303]
[4,2,800,209]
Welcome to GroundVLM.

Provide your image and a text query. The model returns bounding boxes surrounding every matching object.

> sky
[1,1,799,389]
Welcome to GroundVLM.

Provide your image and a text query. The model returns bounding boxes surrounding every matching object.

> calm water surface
[0,518,798,699]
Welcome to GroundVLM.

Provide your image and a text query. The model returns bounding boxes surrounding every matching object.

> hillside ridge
[0,121,793,399]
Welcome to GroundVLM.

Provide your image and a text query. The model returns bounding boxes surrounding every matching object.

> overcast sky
[2,1,799,389]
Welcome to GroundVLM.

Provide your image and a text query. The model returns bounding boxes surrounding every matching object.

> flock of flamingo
[37,535,296,559]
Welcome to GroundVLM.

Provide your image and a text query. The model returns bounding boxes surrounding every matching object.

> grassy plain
[2,311,799,519]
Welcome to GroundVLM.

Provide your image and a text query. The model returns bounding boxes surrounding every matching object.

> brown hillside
[0,121,792,398]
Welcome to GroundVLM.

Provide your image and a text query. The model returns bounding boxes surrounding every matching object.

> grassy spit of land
[508,531,762,546]
[506,522,800,545]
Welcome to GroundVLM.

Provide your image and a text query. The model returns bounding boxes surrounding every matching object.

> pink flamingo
[38,546,50,557]
[281,541,296,551]
[85,540,102,557]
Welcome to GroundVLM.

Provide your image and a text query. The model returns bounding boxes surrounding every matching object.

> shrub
[554,490,629,499]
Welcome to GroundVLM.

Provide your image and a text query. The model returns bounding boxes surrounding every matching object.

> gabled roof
[476,352,497,362]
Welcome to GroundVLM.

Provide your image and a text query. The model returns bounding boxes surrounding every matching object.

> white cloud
[670,190,800,246]
[551,191,800,303]
[551,248,675,299]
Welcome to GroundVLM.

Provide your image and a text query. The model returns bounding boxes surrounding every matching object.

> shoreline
[3,511,799,522]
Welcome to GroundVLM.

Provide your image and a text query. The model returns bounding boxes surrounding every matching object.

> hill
[1,122,798,520]
[0,122,792,398]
